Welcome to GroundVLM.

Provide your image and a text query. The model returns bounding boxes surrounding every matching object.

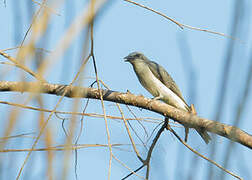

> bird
[124,52,211,144]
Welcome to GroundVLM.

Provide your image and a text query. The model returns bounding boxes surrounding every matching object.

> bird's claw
[126,89,132,94]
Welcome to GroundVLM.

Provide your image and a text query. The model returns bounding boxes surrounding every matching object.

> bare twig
[124,0,239,40]
[124,0,183,29]
[0,100,161,123]
[117,104,144,162]
[89,1,113,178]
[0,143,125,152]
[0,132,34,142]
[31,0,61,16]
[167,125,242,180]
[20,0,47,46]
[0,50,46,82]
[122,119,167,179]
[98,80,149,154]
[113,155,146,180]
[126,105,149,144]
[145,119,167,179]
[121,164,145,180]
[15,52,91,179]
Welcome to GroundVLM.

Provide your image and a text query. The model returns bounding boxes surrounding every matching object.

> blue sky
[0,0,252,179]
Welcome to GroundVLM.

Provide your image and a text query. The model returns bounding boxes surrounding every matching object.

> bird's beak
[124,55,131,62]
[124,57,129,62]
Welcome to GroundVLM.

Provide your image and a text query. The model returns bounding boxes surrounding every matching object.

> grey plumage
[124,52,211,144]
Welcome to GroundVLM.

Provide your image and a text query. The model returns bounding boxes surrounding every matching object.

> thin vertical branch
[74,99,90,180]
[89,0,113,179]
[15,53,91,179]
[144,120,167,179]
[117,104,144,162]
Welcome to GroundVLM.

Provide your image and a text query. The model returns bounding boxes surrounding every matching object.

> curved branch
[0,81,252,149]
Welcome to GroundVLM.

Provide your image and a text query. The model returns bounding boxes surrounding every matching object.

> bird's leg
[183,104,196,142]
[184,127,189,142]
[126,89,132,94]
[152,95,162,101]
[146,95,162,109]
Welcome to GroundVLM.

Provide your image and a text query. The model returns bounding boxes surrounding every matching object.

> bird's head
[124,52,148,64]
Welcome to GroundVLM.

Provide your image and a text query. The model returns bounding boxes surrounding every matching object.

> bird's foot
[152,95,162,101]
[126,89,132,94]
[146,95,162,109]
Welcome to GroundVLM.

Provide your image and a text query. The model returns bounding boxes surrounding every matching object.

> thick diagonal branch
[0,81,251,149]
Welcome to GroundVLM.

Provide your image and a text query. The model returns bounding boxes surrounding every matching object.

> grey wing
[147,61,187,104]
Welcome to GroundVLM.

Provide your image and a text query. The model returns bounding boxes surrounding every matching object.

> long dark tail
[190,104,211,144]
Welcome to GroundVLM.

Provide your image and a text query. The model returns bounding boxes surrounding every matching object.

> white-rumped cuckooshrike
[124,52,211,144]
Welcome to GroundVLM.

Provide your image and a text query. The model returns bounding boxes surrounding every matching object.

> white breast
[134,62,188,111]
[150,72,188,111]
